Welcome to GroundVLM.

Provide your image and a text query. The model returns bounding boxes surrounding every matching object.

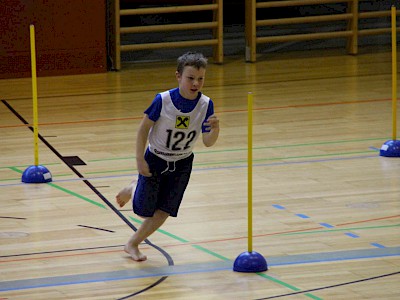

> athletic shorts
[132,149,194,217]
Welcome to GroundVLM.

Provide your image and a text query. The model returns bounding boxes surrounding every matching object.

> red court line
[0,249,124,264]
[0,97,392,129]
[0,227,321,264]
[2,214,399,264]
[220,98,392,113]
[335,214,400,227]
[0,116,143,129]
[0,227,324,264]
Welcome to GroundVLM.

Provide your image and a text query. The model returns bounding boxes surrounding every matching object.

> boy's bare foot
[124,243,147,261]
[116,181,136,207]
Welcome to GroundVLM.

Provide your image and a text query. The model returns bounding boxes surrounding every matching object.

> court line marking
[2,101,398,298]
[0,136,384,171]
[281,224,400,236]
[2,222,399,263]
[0,246,399,292]
[272,202,397,248]
[0,69,394,298]
[2,154,396,264]
[0,152,379,188]
[0,137,385,184]
[256,271,400,300]
[0,97,392,129]
[2,159,398,259]
[1,99,175,298]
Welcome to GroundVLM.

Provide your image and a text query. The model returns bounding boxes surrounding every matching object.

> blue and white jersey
[146,88,213,162]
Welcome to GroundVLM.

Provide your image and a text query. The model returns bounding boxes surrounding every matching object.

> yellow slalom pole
[391,6,397,141]
[247,92,253,253]
[30,24,39,166]
[233,92,267,272]
[21,25,52,183]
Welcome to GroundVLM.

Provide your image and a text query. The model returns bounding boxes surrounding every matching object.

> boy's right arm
[136,115,154,177]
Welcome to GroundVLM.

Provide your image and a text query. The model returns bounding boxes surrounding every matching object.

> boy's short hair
[176,52,208,74]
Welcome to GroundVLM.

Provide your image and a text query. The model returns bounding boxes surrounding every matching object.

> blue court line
[295,214,310,219]
[319,223,334,228]
[272,204,286,210]
[1,246,399,292]
[345,232,360,238]
[371,243,386,249]
[0,154,378,188]
[196,154,377,172]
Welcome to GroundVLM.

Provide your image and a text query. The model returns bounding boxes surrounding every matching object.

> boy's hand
[204,114,219,131]
[137,158,152,177]
[116,180,136,207]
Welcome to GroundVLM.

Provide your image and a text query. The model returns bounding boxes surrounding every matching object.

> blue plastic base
[233,251,268,273]
[22,165,52,183]
[379,140,400,157]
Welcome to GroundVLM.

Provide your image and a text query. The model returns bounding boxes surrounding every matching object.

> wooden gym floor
[0,47,399,299]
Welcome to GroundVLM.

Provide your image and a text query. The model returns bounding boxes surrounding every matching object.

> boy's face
[176,66,206,100]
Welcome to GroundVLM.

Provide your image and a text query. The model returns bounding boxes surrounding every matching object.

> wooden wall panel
[0,0,107,79]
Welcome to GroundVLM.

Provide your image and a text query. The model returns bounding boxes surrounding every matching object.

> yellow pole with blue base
[233,92,268,273]
[380,6,400,157]
[22,24,52,183]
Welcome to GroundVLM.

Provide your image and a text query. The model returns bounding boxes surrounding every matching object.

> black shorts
[132,149,194,217]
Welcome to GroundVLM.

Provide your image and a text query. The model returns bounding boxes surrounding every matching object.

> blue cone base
[379,140,400,157]
[233,251,268,273]
[22,165,52,183]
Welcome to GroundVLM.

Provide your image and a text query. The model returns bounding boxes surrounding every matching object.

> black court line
[256,271,400,300]
[62,156,87,166]
[2,247,399,296]
[0,216,27,220]
[0,244,124,258]
[2,99,174,298]
[77,225,115,233]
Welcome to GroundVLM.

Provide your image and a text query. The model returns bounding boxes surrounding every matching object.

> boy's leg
[125,209,169,261]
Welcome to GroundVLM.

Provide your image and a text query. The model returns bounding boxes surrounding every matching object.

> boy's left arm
[202,114,220,147]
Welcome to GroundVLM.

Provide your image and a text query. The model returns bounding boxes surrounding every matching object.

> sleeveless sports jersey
[148,90,209,162]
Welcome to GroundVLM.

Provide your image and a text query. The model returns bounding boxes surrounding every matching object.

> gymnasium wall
[0,1,394,78]
[0,0,107,79]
